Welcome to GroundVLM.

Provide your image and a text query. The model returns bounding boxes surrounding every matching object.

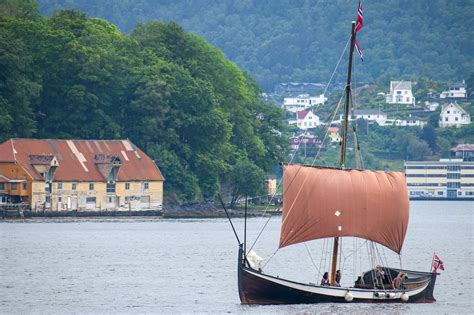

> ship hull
[238,248,437,304]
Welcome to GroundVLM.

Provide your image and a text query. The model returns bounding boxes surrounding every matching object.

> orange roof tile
[0,139,164,182]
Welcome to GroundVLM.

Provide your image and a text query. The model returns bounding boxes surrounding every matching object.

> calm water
[0,201,473,314]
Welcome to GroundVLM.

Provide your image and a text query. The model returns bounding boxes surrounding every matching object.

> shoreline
[0,207,282,220]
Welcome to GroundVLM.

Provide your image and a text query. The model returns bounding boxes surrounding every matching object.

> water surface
[1,201,472,313]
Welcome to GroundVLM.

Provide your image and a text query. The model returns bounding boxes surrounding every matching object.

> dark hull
[238,247,437,304]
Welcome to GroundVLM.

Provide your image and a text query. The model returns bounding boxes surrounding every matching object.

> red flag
[355,2,363,32]
[432,254,445,271]
[354,1,364,61]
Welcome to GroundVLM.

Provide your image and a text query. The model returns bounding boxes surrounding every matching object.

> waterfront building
[439,103,471,128]
[404,159,474,199]
[386,81,415,105]
[0,139,164,211]
[283,94,327,112]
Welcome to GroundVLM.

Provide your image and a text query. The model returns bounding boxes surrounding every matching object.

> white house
[283,94,327,112]
[385,81,415,105]
[337,109,388,126]
[440,81,467,99]
[439,103,471,128]
[289,110,320,130]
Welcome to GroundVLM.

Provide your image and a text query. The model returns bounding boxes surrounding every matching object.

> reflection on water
[0,201,472,313]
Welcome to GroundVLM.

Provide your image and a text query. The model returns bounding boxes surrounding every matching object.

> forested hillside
[0,1,287,202]
[38,0,474,90]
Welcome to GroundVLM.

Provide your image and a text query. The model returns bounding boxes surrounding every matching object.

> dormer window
[94,154,122,182]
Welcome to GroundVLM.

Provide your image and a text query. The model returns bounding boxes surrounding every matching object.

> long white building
[283,94,327,112]
[404,159,474,199]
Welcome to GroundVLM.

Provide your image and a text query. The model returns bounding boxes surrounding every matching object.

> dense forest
[38,0,474,90]
[0,0,287,203]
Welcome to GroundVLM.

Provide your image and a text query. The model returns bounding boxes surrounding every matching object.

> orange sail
[279,164,409,254]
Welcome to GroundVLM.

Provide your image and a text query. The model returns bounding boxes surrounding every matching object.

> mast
[330,21,357,286]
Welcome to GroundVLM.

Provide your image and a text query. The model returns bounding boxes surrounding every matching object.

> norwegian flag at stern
[354,1,364,61]
[432,254,445,272]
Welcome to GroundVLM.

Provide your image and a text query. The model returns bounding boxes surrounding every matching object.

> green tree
[421,124,437,152]
[229,158,266,208]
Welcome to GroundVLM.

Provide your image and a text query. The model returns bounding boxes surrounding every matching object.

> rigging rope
[304,242,323,278]
[248,91,345,255]
[249,34,351,267]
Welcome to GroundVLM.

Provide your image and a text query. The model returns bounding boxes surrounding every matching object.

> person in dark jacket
[321,272,330,286]
[335,270,341,286]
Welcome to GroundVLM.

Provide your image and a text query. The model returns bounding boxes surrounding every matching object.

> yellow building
[404,159,474,199]
[0,139,164,211]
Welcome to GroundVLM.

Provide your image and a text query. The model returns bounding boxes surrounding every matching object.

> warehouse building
[0,139,164,211]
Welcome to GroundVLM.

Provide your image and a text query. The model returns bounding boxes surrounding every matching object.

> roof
[296,111,309,120]
[441,103,468,115]
[390,81,412,91]
[450,82,466,89]
[353,109,386,116]
[0,139,164,182]
[451,144,474,152]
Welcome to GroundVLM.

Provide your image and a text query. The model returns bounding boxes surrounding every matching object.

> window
[108,197,113,203]
[447,165,461,171]
[466,192,474,196]
[447,111,450,114]
[144,182,149,190]
[437,191,443,195]
[86,197,96,203]
[72,183,77,190]
[58,197,62,202]
[447,173,460,179]
[106,183,116,193]
[89,183,94,190]
[455,117,459,121]
[11,183,17,190]
[125,183,130,190]
[445,118,448,121]
[0,183,4,190]
[58,183,63,190]
[447,182,461,188]
[22,182,27,190]
[45,196,51,202]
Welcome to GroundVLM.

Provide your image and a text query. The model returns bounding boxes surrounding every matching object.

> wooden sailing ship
[223,7,439,305]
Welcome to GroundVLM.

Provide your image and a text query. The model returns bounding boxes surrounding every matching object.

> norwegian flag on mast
[354,1,364,61]
[432,254,445,272]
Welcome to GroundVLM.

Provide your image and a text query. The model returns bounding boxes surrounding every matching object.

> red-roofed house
[451,144,474,161]
[328,127,341,143]
[289,111,320,130]
[0,139,164,211]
